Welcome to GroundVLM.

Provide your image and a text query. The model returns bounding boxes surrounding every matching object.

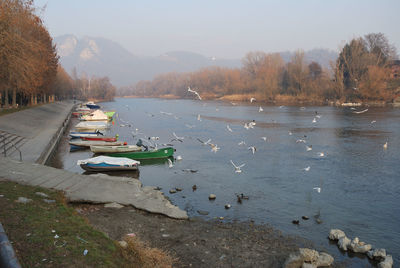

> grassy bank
[0,180,174,267]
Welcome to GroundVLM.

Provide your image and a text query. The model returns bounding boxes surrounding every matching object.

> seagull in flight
[296,139,306,143]
[210,143,220,153]
[167,158,174,168]
[250,97,256,103]
[197,138,211,145]
[383,141,388,150]
[303,166,311,171]
[261,137,267,142]
[226,125,233,132]
[313,187,321,193]
[353,108,368,114]
[259,106,263,112]
[306,145,313,151]
[248,146,256,154]
[238,141,246,146]
[230,160,245,173]
[188,87,202,100]
[318,152,325,157]
[171,132,184,142]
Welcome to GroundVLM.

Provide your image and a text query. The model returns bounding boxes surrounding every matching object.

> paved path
[0,101,75,163]
[0,102,188,219]
[0,157,188,219]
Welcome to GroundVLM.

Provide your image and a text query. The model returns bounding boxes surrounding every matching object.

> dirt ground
[74,204,315,268]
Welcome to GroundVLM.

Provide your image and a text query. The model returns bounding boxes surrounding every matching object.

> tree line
[0,0,115,108]
[120,33,399,104]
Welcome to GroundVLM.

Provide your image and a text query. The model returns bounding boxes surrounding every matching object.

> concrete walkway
[0,101,188,219]
[0,101,75,163]
[0,157,188,219]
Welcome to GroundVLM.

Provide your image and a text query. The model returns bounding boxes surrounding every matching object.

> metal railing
[0,133,22,161]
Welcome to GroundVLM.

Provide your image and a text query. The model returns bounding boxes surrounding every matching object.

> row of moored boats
[70,102,174,172]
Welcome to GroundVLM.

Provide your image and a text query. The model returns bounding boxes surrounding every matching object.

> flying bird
[353,109,368,114]
[197,114,202,121]
[167,158,174,168]
[171,132,184,142]
[230,160,245,173]
[259,106,263,112]
[176,155,183,161]
[296,139,306,143]
[188,87,202,100]
[244,123,250,130]
[238,141,246,146]
[226,125,233,132]
[197,138,211,145]
[250,97,256,103]
[313,187,321,193]
[371,120,376,124]
[318,152,325,157]
[210,143,220,153]
[303,166,311,171]
[312,118,317,123]
[248,146,256,154]
[306,145,313,151]
[383,141,388,150]
[261,137,267,142]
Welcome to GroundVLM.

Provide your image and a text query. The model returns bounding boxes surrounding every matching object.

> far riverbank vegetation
[119,33,400,105]
[0,0,116,110]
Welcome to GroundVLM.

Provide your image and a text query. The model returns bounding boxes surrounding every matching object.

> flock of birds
[114,86,389,219]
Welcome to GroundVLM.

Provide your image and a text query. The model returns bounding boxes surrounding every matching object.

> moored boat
[80,110,109,121]
[86,101,101,109]
[90,145,142,154]
[75,121,109,131]
[77,156,140,172]
[69,131,104,139]
[69,140,126,151]
[81,135,118,142]
[106,147,174,160]
[104,111,116,120]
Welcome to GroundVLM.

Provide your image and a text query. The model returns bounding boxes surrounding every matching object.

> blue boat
[86,101,101,109]
[69,131,104,139]
[77,156,140,172]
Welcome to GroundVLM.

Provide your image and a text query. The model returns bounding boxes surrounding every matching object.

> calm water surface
[52,98,400,266]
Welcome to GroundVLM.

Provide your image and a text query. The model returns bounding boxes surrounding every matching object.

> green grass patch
[0,181,128,267]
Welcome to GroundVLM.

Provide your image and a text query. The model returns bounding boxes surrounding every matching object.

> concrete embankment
[0,101,188,219]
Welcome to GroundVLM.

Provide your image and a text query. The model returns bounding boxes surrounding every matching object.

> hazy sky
[34,0,400,59]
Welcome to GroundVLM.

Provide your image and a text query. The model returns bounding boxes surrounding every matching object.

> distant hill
[54,35,241,86]
[54,35,337,86]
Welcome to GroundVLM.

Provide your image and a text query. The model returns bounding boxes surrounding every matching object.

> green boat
[106,147,174,160]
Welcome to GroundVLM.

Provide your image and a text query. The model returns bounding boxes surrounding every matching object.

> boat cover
[81,110,108,121]
[75,121,108,128]
[77,156,140,166]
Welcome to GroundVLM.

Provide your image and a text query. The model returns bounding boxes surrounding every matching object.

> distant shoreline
[118,94,398,107]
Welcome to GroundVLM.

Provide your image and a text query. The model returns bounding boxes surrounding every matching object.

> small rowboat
[69,131,104,139]
[81,136,118,142]
[69,140,126,151]
[90,145,142,154]
[77,156,140,172]
[75,121,109,131]
[106,147,174,160]
[86,101,101,109]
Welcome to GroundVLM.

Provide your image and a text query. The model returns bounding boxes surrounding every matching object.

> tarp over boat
[81,109,109,121]
[77,156,140,166]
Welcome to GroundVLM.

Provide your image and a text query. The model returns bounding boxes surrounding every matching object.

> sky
[34,0,400,59]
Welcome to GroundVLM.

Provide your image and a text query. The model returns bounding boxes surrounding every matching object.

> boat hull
[90,145,141,153]
[81,136,117,142]
[107,147,174,160]
[80,163,138,172]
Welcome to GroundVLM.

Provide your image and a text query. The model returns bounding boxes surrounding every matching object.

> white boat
[75,121,109,131]
[69,140,126,148]
[80,110,109,121]
[90,145,142,154]
[77,156,140,172]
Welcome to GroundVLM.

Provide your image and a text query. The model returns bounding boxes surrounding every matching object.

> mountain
[54,35,337,87]
[54,35,241,86]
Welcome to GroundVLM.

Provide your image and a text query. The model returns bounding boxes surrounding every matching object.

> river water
[51,98,400,266]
